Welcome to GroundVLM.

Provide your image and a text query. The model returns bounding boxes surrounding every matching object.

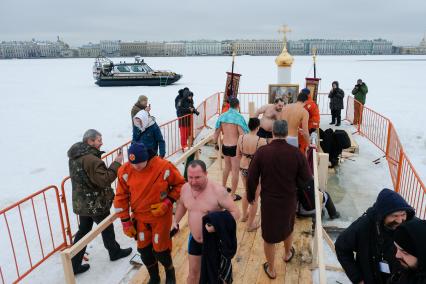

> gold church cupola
[275,25,294,67]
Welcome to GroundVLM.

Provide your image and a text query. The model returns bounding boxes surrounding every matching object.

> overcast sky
[1,0,425,47]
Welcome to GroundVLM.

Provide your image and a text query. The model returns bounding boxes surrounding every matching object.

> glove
[170,223,180,237]
[121,220,137,238]
[150,198,173,217]
[122,220,136,238]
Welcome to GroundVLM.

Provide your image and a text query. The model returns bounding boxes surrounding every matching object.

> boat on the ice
[92,56,182,87]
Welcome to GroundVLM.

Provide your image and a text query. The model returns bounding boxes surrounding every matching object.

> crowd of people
[66,82,425,284]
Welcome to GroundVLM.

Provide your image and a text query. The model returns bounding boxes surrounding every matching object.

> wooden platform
[130,158,313,284]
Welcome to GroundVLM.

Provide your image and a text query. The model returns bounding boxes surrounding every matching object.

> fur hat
[128,143,149,164]
[137,95,148,104]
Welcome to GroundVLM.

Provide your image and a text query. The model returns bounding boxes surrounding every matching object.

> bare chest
[183,189,221,215]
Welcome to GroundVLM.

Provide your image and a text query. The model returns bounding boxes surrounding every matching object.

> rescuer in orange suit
[114,142,185,284]
[298,88,320,153]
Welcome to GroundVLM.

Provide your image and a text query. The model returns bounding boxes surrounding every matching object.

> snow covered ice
[1,55,426,283]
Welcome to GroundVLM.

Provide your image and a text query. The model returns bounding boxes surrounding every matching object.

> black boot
[110,247,132,261]
[325,193,340,219]
[165,267,176,284]
[73,263,90,275]
[147,263,161,284]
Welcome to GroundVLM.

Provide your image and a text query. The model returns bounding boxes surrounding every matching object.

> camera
[193,109,200,116]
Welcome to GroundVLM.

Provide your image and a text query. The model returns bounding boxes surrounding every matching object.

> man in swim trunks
[252,97,285,139]
[278,93,309,149]
[214,97,248,201]
[173,160,240,284]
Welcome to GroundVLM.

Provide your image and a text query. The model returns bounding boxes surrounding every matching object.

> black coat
[176,92,195,127]
[328,81,345,110]
[200,211,237,284]
[388,219,426,284]
[335,189,415,284]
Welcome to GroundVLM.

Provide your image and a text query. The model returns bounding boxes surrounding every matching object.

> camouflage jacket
[68,142,121,216]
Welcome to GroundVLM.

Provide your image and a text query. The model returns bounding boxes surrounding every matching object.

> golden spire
[275,25,294,67]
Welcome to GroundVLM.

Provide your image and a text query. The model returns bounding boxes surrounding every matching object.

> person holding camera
[328,81,345,126]
[176,90,198,150]
[352,79,368,125]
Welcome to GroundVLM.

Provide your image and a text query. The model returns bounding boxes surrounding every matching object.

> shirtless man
[278,93,309,148]
[173,160,240,284]
[252,97,285,139]
[214,97,248,201]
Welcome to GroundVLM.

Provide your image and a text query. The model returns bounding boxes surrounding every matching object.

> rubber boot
[146,263,160,284]
[165,267,176,284]
[325,193,340,219]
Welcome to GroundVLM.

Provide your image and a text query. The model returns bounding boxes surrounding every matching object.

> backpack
[335,129,351,149]
[319,128,342,167]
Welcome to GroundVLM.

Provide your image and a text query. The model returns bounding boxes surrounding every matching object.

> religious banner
[222,72,241,113]
[305,77,321,103]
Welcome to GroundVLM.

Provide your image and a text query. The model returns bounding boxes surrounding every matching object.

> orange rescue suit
[299,97,320,153]
[114,156,185,251]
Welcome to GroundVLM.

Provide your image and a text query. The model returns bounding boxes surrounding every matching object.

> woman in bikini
[236,118,267,232]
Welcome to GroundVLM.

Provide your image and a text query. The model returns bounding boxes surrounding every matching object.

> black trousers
[71,213,120,268]
[331,109,341,124]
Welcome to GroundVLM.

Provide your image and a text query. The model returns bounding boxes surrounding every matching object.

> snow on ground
[1,55,425,283]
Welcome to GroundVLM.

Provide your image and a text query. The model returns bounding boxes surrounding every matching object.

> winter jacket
[114,156,184,222]
[304,97,320,130]
[132,115,166,157]
[388,219,426,284]
[200,210,237,284]
[352,83,368,105]
[176,91,196,126]
[335,188,415,284]
[68,142,120,216]
[328,81,345,110]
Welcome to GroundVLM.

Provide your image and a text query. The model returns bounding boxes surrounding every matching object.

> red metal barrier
[345,96,426,219]
[0,186,67,284]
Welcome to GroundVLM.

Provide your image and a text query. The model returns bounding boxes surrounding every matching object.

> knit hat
[137,95,148,104]
[394,222,417,257]
[301,88,311,95]
[128,143,149,164]
[374,188,415,221]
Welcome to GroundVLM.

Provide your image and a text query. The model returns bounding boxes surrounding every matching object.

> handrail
[346,96,426,219]
[312,148,326,283]
[60,133,215,284]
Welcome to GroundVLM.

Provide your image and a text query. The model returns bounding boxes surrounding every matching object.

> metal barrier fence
[346,96,426,219]
[0,186,67,284]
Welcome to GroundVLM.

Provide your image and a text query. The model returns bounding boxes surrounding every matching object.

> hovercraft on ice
[92,56,182,87]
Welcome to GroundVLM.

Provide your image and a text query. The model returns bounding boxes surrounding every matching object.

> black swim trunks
[257,127,273,139]
[222,145,237,157]
[188,234,202,256]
